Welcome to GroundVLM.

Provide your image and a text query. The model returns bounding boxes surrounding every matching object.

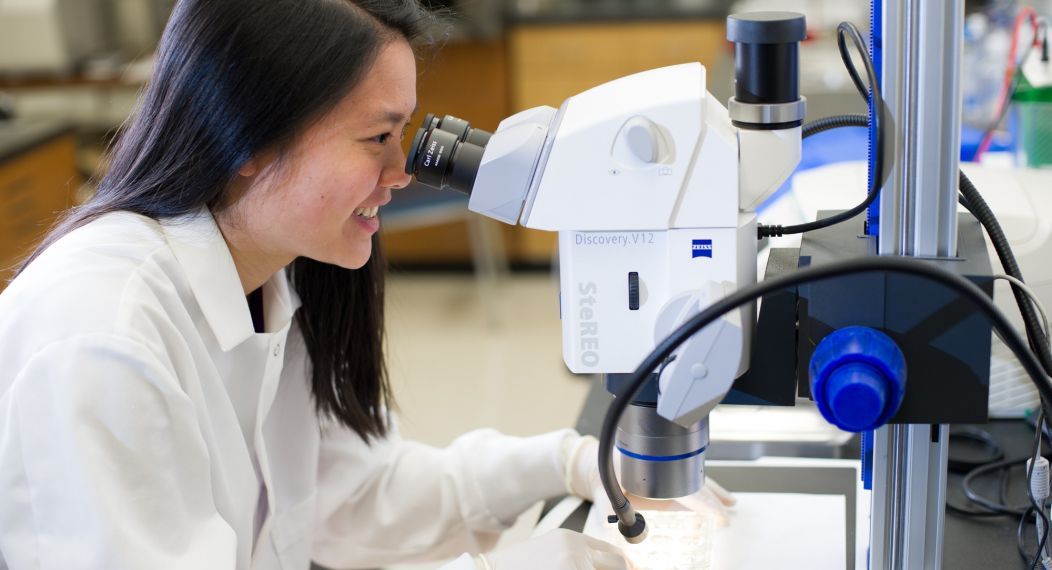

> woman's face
[237,38,417,270]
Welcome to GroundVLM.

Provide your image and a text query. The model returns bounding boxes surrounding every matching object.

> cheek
[270,146,381,232]
[308,174,379,239]
[296,166,370,215]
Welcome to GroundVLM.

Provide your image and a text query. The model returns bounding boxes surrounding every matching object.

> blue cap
[809,327,907,432]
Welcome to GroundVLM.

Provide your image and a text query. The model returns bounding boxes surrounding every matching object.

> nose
[383,144,413,190]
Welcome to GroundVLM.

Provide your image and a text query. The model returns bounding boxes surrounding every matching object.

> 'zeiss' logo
[691,239,713,259]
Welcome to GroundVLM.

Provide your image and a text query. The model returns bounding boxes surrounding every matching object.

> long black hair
[18,0,439,441]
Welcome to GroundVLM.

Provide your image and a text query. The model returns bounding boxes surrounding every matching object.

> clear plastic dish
[599,509,716,570]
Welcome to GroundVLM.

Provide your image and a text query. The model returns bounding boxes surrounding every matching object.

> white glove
[561,435,737,525]
[474,529,632,570]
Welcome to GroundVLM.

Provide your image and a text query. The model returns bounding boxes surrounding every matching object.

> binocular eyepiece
[405,113,491,195]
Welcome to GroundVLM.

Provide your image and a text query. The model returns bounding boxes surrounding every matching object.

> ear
[238,158,260,177]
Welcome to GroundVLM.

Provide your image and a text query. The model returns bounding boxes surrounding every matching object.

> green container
[1013,84,1052,167]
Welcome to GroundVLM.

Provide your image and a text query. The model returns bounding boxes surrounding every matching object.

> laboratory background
[2,0,1052,569]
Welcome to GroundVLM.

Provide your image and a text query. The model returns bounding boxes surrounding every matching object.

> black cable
[944,417,1052,566]
[599,256,1052,536]
[948,453,1052,519]
[1022,505,1038,565]
[948,427,1006,473]
[951,167,1052,554]
[758,22,887,239]
[1024,410,1049,568]
[958,173,1052,484]
[802,113,867,139]
[949,501,1017,518]
[1004,466,1014,507]
[959,171,1052,378]
[963,455,1044,517]
[960,170,1052,531]
[960,185,1052,492]
[839,30,870,102]
[949,459,1052,519]
[790,125,1052,381]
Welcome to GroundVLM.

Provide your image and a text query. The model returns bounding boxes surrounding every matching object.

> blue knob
[809,327,907,432]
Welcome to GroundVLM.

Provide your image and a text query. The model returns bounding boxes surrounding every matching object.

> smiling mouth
[353,206,379,219]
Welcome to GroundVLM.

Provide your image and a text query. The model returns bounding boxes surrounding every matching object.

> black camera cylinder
[727,12,806,105]
[734,42,799,104]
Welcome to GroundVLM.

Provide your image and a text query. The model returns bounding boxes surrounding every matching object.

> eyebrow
[372,105,418,126]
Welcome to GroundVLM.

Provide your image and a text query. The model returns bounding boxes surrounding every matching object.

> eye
[372,133,392,145]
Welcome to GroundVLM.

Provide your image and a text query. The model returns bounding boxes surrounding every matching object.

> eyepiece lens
[405,127,427,175]
[404,112,493,196]
[413,128,459,189]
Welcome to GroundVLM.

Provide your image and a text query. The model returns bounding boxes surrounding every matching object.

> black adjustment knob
[628,272,640,311]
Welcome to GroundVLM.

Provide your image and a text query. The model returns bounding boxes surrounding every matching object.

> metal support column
[870,424,950,569]
[878,0,964,258]
[870,1,964,568]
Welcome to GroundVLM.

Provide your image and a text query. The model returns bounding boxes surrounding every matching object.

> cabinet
[382,40,509,266]
[0,131,79,289]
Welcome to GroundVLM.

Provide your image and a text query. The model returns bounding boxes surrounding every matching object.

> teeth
[354,206,379,219]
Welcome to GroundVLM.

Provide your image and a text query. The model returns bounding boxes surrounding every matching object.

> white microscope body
[468,62,802,428]
[405,12,806,499]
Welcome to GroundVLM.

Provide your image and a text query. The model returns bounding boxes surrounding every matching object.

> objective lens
[617,404,707,499]
[405,113,491,195]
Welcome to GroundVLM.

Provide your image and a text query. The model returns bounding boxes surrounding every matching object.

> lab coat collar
[161,209,301,351]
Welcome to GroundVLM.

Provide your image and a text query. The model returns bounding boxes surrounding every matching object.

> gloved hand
[474,529,632,569]
[561,435,737,525]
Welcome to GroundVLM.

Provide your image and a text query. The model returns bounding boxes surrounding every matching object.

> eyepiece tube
[404,112,490,195]
[464,128,491,147]
[432,114,493,147]
[448,140,485,194]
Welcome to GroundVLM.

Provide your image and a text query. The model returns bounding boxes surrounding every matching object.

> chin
[325,246,372,270]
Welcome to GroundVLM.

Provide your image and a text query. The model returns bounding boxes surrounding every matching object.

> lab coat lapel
[161,211,271,561]
[163,210,316,568]
[161,210,255,352]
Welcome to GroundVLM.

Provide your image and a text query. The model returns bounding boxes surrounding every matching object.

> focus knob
[612,116,674,167]
[809,327,907,432]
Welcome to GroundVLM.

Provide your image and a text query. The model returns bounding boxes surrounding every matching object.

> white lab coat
[0,210,575,570]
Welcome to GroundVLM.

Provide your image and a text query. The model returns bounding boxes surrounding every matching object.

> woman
[0,1,730,569]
